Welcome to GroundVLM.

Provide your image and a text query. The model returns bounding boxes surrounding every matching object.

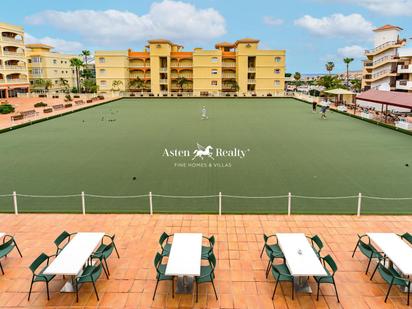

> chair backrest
[323,254,337,274]
[90,260,103,281]
[0,238,14,251]
[263,234,269,243]
[154,252,162,270]
[401,232,412,245]
[54,231,70,247]
[311,235,324,252]
[209,235,215,246]
[208,252,217,269]
[377,264,395,284]
[29,253,48,274]
[159,232,169,248]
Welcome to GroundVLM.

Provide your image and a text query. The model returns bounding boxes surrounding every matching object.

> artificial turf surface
[1,98,411,214]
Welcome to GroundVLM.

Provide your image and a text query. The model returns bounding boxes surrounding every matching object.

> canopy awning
[356,90,412,109]
[324,88,356,95]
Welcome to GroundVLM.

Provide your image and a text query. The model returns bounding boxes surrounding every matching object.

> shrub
[34,102,47,108]
[309,89,321,97]
[64,103,72,108]
[0,104,15,114]
[43,108,53,113]
[65,94,72,101]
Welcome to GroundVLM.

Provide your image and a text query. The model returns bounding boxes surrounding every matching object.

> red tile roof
[373,24,403,32]
[357,90,412,109]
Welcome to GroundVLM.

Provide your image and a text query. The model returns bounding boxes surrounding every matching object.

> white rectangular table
[367,233,412,276]
[0,233,5,239]
[277,233,327,293]
[165,233,202,294]
[43,232,104,292]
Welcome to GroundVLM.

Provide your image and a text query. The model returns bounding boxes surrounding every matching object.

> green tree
[44,79,53,92]
[82,79,98,93]
[285,73,292,78]
[112,80,123,91]
[325,61,335,75]
[80,50,91,65]
[343,58,354,86]
[175,76,189,92]
[70,58,84,92]
[224,79,239,92]
[129,77,145,92]
[317,75,343,90]
[350,79,361,92]
[293,72,301,81]
[59,78,69,93]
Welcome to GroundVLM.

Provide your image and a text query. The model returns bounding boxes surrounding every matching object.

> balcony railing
[0,80,5,84]
[247,79,256,84]
[7,78,28,83]
[4,65,26,71]
[398,64,412,73]
[170,63,193,68]
[222,74,236,79]
[222,62,236,68]
[159,67,167,73]
[3,51,25,57]
[365,40,399,54]
[171,74,193,79]
[159,79,168,84]
[396,80,412,90]
[129,64,149,68]
[372,55,397,66]
[1,36,23,44]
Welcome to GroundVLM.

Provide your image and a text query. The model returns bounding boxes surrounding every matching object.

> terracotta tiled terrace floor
[0,214,411,308]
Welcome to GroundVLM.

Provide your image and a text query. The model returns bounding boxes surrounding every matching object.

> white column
[13,191,18,215]
[357,192,362,217]
[149,192,153,215]
[81,191,86,215]
[219,192,222,216]
[288,192,292,216]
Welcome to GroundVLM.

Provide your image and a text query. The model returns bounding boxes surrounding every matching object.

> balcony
[129,64,149,69]
[1,36,24,44]
[3,51,25,57]
[398,64,412,73]
[159,67,168,73]
[222,74,236,79]
[365,40,403,56]
[396,79,412,90]
[170,63,193,68]
[222,62,236,68]
[4,65,26,71]
[247,79,256,84]
[7,78,28,84]
[159,79,168,84]
[248,67,256,73]
[0,79,5,84]
[171,74,193,79]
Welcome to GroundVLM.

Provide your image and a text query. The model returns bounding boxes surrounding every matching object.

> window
[211,57,218,63]
[55,80,58,84]
[99,57,106,64]
[211,69,218,75]
[100,80,107,87]
[275,57,281,63]
[211,80,218,86]
[274,80,280,87]
[32,68,42,75]
[31,57,41,63]
[53,59,57,64]
[274,69,280,74]
[100,69,106,74]
[54,70,58,74]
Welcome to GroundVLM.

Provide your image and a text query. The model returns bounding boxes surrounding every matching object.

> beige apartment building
[95,39,286,96]
[26,44,78,92]
[0,22,29,98]
[362,24,412,92]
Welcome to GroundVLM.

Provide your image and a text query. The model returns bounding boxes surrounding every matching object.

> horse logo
[192,143,214,160]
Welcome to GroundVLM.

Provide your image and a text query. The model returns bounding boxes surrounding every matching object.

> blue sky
[1,0,412,73]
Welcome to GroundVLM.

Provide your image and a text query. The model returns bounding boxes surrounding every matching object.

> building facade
[95,39,286,96]
[26,44,79,92]
[0,22,29,98]
[362,25,408,92]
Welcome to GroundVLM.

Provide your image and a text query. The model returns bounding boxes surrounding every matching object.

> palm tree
[33,78,46,92]
[343,58,354,86]
[80,50,91,65]
[59,78,69,93]
[44,79,53,92]
[325,62,335,75]
[175,76,189,92]
[293,72,301,82]
[70,58,84,92]
[350,79,361,92]
[224,79,239,92]
[317,75,343,90]
[112,80,123,91]
[129,77,145,92]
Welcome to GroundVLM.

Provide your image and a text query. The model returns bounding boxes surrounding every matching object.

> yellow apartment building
[95,38,286,96]
[26,44,79,92]
[0,22,29,98]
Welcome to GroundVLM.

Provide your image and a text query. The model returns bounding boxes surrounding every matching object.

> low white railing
[3,191,412,216]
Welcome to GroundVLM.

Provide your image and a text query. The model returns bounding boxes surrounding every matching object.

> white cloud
[330,0,412,16]
[337,45,365,58]
[25,0,226,46]
[263,16,284,26]
[294,13,374,39]
[25,34,83,54]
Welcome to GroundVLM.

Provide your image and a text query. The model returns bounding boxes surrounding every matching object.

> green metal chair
[262,237,284,278]
[313,254,340,302]
[0,235,22,274]
[28,253,56,301]
[153,252,174,300]
[91,234,119,278]
[196,252,218,302]
[201,235,215,259]
[400,232,412,246]
[271,258,294,300]
[374,263,411,305]
[159,232,173,257]
[75,258,103,302]
[307,235,324,257]
[54,231,76,256]
[352,234,384,274]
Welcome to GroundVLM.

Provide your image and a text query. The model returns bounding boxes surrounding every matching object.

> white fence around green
[1,191,412,216]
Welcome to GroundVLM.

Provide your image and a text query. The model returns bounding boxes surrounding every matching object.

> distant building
[0,22,29,98]
[361,24,412,92]
[95,39,286,96]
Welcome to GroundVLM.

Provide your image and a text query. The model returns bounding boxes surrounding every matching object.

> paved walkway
[0,214,411,308]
